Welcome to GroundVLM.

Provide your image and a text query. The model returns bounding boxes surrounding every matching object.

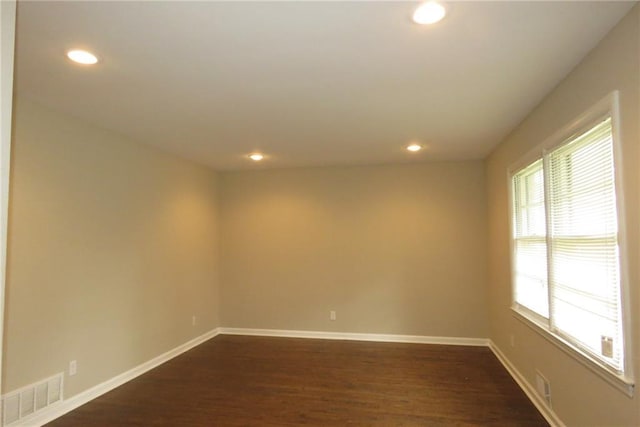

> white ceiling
[14,1,634,170]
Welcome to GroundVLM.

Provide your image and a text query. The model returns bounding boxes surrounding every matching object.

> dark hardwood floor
[47,335,548,426]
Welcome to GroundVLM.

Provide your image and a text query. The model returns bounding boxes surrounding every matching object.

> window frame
[507,91,634,396]
[511,159,549,319]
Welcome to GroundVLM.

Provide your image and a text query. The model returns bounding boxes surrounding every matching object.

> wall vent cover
[535,370,552,408]
[2,373,63,425]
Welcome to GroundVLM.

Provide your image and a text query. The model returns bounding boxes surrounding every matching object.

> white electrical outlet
[510,334,515,347]
[69,360,77,376]
[192,315,196,326]
[330,310,336,321]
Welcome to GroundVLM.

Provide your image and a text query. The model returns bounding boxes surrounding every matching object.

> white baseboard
[489,340,566,427]
[17,328,220,427]
[218,327,489,347]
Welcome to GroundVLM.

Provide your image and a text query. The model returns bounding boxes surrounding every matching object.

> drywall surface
[485,5,639,426]
[3,98,221,398]
[0,0,17,405]
[220,161,488,338]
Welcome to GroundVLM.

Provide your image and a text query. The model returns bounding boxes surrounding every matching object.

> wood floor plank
[46,335,548,426]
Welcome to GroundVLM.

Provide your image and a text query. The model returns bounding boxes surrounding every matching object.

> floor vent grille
[535,370,552,408]
[3,373,64,425]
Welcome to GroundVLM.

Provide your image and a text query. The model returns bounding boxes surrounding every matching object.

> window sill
[511,307,635,397]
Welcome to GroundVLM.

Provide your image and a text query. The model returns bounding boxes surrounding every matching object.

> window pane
[547,117,623,372]
[514,238,548,317]
[512,160,548,317]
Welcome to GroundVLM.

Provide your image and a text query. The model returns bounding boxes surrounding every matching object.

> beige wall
[486,5,639,426]
[220,162,488,338]
[3,98,221,397]
[1,0,17,403]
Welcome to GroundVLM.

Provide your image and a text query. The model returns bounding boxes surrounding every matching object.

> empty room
[0,1,638,426]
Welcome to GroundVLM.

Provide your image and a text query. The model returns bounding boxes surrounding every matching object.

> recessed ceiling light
[406,144,423,152]
[413,1,446,25]
[248,153,264,161]
[66,49,98,65]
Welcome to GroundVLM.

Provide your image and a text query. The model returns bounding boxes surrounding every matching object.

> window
[510,95,631,387]
[513,159,548,318]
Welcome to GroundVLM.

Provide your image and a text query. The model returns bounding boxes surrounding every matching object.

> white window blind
[547,117,623,372]
[512,160,548,318]
[511,116,625,374]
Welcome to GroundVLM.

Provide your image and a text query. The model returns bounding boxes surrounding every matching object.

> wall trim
[219,327,489,347]
[489,340,566,427]
[15,328,220,427]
